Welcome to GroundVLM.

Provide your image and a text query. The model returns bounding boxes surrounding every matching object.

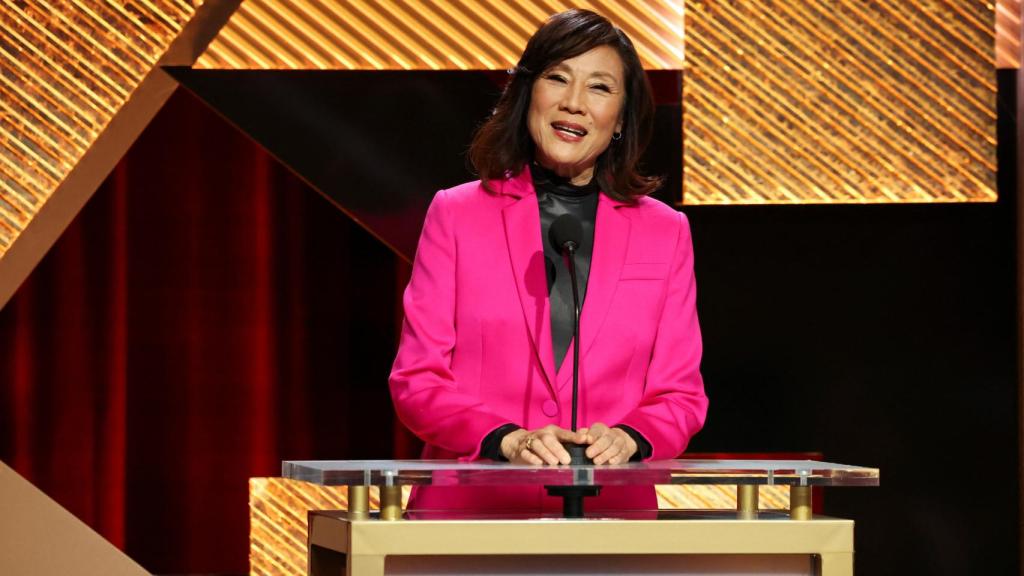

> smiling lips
[551,121,588,141]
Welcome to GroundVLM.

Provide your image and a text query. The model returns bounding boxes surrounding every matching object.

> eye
[590,83,612,93]
[545,73,568,83]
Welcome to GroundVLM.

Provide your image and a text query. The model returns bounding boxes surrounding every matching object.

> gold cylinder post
[737,484,759,519]
[790,486,812,521]
[347,485,369,520]
[379,485,403,521]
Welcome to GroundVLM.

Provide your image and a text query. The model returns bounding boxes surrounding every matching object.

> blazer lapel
[502,173,559,392]
[558,194,630,389]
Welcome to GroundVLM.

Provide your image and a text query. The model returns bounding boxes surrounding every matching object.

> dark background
[0,69,1017,574]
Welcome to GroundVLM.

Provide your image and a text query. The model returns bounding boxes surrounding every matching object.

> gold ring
[524,436,534,451]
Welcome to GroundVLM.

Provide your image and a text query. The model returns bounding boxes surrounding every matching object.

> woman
[389,9,707,512]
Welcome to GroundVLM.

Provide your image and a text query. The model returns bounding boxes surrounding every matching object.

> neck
[534,158,594,186]
[529,163,600,198]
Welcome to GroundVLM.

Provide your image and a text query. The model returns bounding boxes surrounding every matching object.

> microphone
[549,214,591,465]
[550,213,583,256]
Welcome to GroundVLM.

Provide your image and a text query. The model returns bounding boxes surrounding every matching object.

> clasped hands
[499,423,638,465]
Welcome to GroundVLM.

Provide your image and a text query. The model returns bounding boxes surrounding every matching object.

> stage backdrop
[0,77,1018,576]
[0,88,414,573]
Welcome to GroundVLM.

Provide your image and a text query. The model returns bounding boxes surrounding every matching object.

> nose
[559,82,585,115]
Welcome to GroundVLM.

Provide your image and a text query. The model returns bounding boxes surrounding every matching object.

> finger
[518,448,544,465]
[608,433,638,465]
[591,438,620,464]
[594,441,624,465]
[573,428,593,445]
[583,423,609,445]
[557,426,589,444]
[592,429,634,464]
[606,446,630,463]
[606,451,630,465]
[585,432,616,459]
[530,434,564,465]
[540,433,572,465]
[540,424,571,435]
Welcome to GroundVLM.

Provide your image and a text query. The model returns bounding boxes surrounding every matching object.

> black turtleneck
[531,162,599,371]
[477,166,651,462]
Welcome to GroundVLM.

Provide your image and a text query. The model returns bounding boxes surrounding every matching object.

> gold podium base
[308,510,853,576]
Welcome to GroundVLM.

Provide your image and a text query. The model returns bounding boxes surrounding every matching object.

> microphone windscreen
[550,214,583,252]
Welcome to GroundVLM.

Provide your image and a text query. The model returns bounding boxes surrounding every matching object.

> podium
[283,459,879,576]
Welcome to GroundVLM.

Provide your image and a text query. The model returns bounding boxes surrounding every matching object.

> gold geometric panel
[195,0,684,70]
[0,0,241,309]
[250,479,406,576]
[249,477,789,576]
[0,0,199,256]
[683,0,997,204]
[997,0,1021,68]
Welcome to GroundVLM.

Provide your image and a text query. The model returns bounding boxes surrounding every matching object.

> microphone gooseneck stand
[563,239,589,465]
[543,215,602,518]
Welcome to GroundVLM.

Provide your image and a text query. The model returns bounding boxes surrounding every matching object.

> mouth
[551,121,588,138]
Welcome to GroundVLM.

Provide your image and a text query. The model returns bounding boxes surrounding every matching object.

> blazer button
[542,400,559,417]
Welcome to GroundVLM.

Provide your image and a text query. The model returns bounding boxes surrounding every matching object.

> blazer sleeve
[616,211,709,460]
[389,188,511,459]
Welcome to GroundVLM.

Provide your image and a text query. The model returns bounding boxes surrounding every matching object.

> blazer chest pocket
[620,262,669,280]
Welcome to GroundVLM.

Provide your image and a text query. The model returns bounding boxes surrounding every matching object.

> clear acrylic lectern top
[282,459,879,487]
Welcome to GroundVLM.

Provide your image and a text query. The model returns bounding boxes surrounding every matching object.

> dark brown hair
[468,9,661,202]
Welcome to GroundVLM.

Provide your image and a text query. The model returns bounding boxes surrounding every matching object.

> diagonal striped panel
[195,0,684,70]
[683,0,997,204]
[249,478,348,575]
[249,477,788,576]
[249,479,409,576]
[0,0,199,256]
[0,0,241,309]
[997,0,1021,68]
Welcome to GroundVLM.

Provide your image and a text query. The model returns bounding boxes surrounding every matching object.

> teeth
[554,124,586,137]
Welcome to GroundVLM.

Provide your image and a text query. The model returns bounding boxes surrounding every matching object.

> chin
[549,157,585,169]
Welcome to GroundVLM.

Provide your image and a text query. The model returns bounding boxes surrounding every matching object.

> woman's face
[527,45,625,186]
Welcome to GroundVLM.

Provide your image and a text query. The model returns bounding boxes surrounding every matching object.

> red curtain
[0,88,418,573]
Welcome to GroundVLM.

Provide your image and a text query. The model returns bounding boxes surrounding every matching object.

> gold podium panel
[308,510,853,576]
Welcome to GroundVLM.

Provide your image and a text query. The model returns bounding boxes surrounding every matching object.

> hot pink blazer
[389,168,708,512]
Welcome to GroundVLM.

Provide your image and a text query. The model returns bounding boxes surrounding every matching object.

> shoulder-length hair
[468,9,661,202]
